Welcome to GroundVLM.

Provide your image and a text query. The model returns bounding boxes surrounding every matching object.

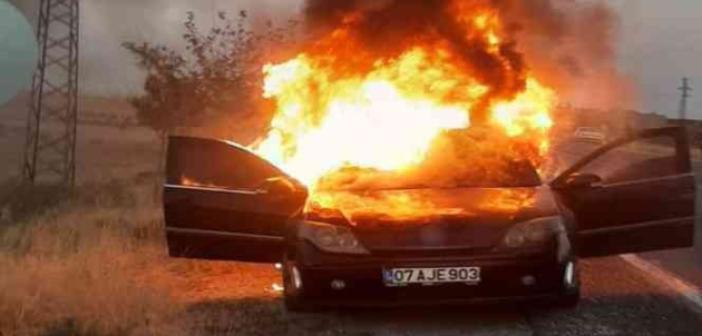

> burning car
[163,126,695,311]
[161,0,695,311]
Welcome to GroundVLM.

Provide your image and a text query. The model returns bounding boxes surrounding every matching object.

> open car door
[552,127,696,258]
[163,136,307,263]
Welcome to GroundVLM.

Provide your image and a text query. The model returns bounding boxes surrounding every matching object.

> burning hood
[305,186,558,251]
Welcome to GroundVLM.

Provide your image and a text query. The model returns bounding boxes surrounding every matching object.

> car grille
[351,217,511,252]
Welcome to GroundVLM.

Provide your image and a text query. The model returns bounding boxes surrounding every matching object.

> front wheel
[553,288,581,308]
[283,292,315,312]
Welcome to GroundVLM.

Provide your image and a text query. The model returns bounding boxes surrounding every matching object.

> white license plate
[383,267,481,286]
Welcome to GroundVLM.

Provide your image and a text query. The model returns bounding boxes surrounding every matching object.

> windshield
[315,129,543,191]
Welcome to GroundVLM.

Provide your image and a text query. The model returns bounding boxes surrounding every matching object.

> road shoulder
[622,253,702,314]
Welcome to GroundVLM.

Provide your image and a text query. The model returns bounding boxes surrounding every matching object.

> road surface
[177,256,702,335]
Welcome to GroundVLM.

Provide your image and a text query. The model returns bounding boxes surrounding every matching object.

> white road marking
[621,254,702,313]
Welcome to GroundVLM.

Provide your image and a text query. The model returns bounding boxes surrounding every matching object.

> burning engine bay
[303,128,548,226]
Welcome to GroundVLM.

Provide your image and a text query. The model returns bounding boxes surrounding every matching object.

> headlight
[298,221,369,255]
[501,216,565,249]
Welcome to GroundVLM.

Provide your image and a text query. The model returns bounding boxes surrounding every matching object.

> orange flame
[252,1,556,208]
[180,176,219,189]
[307,188,538,224]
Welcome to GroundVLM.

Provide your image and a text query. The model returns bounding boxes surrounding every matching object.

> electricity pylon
[23,0,80,185]
[679,77,692,120]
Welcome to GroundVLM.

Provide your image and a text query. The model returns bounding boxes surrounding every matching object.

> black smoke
[303,0,631,117]
[304,0,527,124]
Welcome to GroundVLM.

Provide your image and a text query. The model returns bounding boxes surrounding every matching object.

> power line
[211,0,215,27]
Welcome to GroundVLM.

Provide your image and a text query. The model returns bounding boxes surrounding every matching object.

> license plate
[383,267,481,286]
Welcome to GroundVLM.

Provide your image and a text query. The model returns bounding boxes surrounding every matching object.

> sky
[1,0,701,119]
[608,0,702,118]
[0,0,36,104]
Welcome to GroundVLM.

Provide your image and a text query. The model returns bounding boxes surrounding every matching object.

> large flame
[251,2,556,203]
[256,49,476,185]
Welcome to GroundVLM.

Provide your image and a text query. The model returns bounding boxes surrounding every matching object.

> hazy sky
[0,0,35,104]
[609,0,702,118]
[3,0,701,119]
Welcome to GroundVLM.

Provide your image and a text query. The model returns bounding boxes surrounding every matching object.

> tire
[553,288,581,309]
[284,293,316,312]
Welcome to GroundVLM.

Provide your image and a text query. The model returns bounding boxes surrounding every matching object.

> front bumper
[289,242,571,307]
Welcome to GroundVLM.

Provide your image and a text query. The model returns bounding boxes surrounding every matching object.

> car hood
[306,187,559,251]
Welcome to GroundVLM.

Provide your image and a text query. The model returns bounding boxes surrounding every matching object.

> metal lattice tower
[23,0,80,185]
[679,77,692,121]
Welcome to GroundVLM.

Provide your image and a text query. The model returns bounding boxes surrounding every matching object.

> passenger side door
[163,136,307,262]
[552,127,696,257]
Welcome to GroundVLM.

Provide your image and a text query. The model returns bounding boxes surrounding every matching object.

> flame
[310,191,468,223]
[181,176,211,188]
[256,49,476,185]
[306,188,538,224]
[307,188,547,226]
[250,1,556,211]
[492,79,556,153]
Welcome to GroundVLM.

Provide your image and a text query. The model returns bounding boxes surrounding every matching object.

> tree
[123,11,296,193]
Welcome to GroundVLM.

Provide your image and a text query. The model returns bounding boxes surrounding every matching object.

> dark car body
[162,127,697,310]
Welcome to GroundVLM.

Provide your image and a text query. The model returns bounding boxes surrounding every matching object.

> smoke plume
[304,0,526,123]
[303,0,632,112]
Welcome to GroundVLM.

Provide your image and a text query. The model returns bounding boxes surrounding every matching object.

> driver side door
[552,127,696,257]
[163,136,307,263]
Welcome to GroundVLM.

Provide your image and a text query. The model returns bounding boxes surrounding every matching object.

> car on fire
[163,127,696,311]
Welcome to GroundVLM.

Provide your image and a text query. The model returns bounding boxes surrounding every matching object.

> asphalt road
[181,257,702,335]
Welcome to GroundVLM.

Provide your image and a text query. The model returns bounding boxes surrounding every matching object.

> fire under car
[162,127,696,311]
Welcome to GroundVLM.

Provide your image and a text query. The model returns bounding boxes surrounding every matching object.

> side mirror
[562,173,603,189]
[257,176,300,195]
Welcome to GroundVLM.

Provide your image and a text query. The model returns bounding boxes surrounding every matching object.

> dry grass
[0,177,349,336]
[0,119,357,335]
[0,97,192,335]
[0,115,304,335]
[0,179,189,336]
